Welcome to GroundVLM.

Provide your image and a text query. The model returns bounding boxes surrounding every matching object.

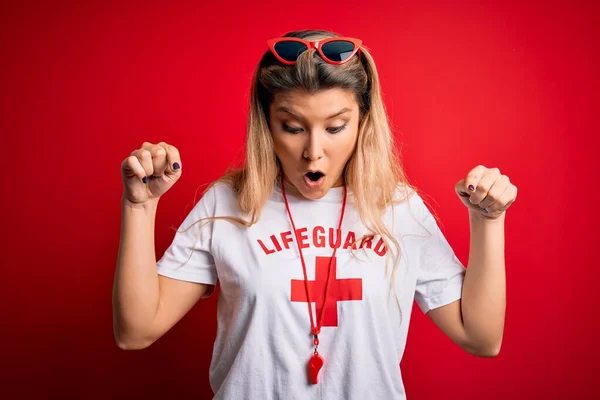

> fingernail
[173,162,180,170]
[483,208,488,214]
[468,185,475,191]
[142,176,148,184]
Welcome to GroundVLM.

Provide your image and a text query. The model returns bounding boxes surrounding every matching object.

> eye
[327,124,347,134]
[281,123,348,134]
[282,123,303,134]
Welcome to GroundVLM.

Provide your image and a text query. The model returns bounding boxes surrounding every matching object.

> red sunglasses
[266,37,363,66]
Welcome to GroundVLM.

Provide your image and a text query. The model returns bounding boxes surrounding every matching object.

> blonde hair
[175,29,436,323]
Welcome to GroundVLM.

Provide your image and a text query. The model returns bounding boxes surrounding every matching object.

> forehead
[271,88,357,117]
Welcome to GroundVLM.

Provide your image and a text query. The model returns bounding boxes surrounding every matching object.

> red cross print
[290,256,363,327]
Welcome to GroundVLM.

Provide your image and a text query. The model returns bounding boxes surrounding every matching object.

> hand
[121,141,182,205]
[454,165,518,220]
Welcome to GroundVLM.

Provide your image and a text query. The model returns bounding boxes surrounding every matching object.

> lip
[303,171,326,190]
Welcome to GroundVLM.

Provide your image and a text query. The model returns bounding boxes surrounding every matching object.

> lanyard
[280,174,348,384]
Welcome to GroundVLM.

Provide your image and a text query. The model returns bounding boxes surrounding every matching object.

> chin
[298,182,331,200]
[299,189,328,200]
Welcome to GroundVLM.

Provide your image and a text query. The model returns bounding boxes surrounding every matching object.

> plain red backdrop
[1,0,597,399]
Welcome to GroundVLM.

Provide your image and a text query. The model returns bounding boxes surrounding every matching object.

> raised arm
[112,141,213,349]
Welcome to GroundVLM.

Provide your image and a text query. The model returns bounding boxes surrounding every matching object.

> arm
[427,212,506,357]
[112,196,211,350]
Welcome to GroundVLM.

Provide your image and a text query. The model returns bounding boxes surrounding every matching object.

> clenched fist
[121,141,182,205]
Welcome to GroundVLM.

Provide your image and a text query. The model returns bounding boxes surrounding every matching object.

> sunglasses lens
[274,41,308,62]
[321,40,356,62]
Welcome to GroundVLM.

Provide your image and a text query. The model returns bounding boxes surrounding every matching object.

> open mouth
[305,171,325,182]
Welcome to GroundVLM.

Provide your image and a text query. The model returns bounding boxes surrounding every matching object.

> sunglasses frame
[266,37,363,66]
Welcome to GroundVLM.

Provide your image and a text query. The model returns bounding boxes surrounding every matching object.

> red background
[1,0,597,398]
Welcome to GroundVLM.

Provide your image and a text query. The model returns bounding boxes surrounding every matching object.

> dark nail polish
[468,185,475,191]
[173,162,180,170]
[142,176,148,184]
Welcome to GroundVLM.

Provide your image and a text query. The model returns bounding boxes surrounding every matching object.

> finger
[141,142,168,177]
[159,142,182,178]
[131,148,154,181]
[486,184,516,214]
[479,175,509,210]
[464,165,491,195]
[467,167,500,205]
[455,179,468,197]
[122,155,148,183]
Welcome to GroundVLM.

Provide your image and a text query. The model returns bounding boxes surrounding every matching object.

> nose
[303,131,324,160]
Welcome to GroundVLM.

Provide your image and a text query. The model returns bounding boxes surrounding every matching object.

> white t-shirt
[156,179,466,400]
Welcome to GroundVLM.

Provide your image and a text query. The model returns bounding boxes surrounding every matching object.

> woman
[113,29,514,400]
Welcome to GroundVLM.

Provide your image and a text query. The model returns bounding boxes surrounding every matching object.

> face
[268,88,360,200]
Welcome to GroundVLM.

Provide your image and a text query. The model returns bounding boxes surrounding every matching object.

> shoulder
[195,179,243,216]
[386,182,434,236]
[184,180,235,217]
[203,180,236,200]
[390,182,424,213]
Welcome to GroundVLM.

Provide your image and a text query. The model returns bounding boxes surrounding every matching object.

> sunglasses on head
[267,37,363,66]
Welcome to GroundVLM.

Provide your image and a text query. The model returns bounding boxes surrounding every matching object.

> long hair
[176,29,434,322]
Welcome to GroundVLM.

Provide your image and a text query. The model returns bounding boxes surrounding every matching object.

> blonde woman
[113,29,515,400]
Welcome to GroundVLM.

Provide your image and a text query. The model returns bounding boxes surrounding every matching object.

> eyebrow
[275,106,352,120]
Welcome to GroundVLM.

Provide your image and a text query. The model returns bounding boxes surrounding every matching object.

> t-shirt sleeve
[411,193,466,314]
[156,187,218,298]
